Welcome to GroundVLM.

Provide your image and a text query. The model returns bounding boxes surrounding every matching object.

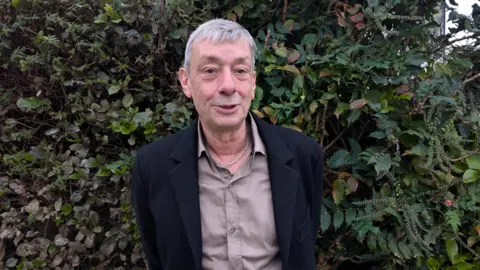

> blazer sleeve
[312,145,324,243]
[131,151,163,270]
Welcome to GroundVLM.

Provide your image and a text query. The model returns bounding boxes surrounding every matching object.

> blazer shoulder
[136,126,190,161]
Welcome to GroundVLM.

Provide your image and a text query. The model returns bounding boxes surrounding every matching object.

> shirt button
[223,174,229,179]
[228,184,233,188]
[230,227,236,233]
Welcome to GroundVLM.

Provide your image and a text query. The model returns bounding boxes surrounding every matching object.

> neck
[200,118,249,158]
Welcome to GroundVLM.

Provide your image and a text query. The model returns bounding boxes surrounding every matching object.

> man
[131,18,324,270]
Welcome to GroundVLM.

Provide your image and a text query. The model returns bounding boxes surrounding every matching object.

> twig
[325,126,350,151]
[264,29,271,49]
[448,34,479,47]
[449,153,473,162]
[428,33,480,55]
[320,103,328,146]
[357,120,370,141]
[462,73,480,85]
[328,120,348,149]
[43,217,50,239]
[282,0,288,24]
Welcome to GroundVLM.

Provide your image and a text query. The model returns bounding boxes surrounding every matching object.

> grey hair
[183,18,257,72]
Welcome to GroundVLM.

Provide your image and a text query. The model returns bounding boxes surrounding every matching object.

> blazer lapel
[169,120,202,270]
[252,112,300,266]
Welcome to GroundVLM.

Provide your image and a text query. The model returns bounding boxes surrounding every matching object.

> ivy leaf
[283,19,295,30]
[293,75,304,93]
[463,169,479,183]
[16,97,48,112]
[122,93,133,108]
[367,153,392,176]
[133,111,152,126]
[301,33,317,46]
[334,102,349,119]
[466,154,480,170]
[274,47,288,58]
[436,63,452,77]
[61,203,72,216]
[455,263,474,270]
[369,130,386,139]
[271,87,287,97]
[333,208,344,230]
[12,0,20,7]
[347,109,361,125]
[320,205,331,232]
[108,85,121,95]
[233,5,243,18]
[329,150,351,169]
[309,101,318,113]
[367,0,379,7]
[446,239,458,263]
[427,258,441,270]
[345,208,356,226]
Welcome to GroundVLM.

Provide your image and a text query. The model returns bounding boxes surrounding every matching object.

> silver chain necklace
[204,131,251,169]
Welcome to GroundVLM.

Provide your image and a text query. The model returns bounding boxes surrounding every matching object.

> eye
[235,68,248,74]
[203,68,216,73]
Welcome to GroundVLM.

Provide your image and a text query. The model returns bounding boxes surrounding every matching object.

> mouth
[217,105,237,109]
[214,104,238,114]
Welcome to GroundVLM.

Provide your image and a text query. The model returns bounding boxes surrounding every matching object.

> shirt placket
[220,168,242,270]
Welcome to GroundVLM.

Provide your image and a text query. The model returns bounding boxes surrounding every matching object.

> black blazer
[131,112,324,270]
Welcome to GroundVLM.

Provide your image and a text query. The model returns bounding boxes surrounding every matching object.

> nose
[218,69,236,95]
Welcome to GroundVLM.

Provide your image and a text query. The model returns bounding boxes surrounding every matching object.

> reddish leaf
[349,99,369,109]
[350,13,364,23]
[355,23,366,30]
[287,50,301,63]
[270,114,278,125]
[347,177,358,194]
[252,109,264,118]
[263,106,275,116]
[397,84,410,94]
[319,71,330,77]
[475,225,480,237]
[338,172,351,178]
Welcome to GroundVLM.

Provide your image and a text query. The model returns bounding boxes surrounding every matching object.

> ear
[178,67,192,98]
[251,71,257,100]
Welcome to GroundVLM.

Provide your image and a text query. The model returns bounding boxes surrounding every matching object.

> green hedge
[1,0,480,269]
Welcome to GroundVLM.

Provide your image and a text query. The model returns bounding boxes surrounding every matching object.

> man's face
[178,38,256,131]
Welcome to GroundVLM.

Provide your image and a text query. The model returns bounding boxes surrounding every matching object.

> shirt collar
[197,112,266,158]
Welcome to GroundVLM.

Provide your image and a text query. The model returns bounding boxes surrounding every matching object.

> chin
[211,117,245,130]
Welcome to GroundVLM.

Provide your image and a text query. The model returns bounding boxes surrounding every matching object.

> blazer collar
[168,111,299,268]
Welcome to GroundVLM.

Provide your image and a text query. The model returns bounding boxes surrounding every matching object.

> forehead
[191,38,252,64]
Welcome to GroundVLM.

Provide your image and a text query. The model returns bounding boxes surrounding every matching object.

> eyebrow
[198,55,250,65]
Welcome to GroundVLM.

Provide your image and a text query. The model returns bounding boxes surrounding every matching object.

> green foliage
[1,0,479,269]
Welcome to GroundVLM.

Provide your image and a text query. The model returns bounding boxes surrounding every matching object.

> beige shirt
[197,113,282,270]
